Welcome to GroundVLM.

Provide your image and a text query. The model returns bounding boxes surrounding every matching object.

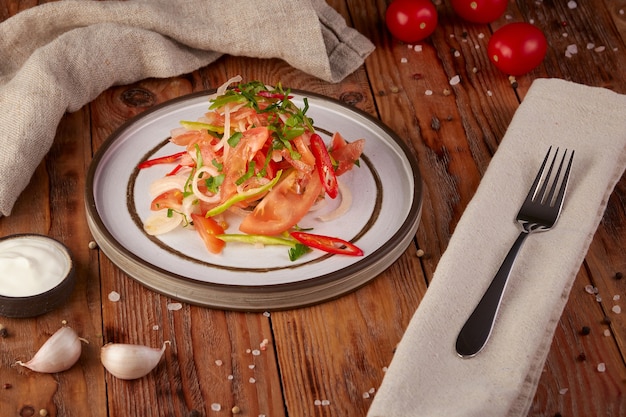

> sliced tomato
[328,132,365,176]
[310,134,338,199]
[191,213,226,254]
[138,151,187,169]
[290,231,363,256]
[150,189,183,211]
[239,168,322,236]
[221,126,270,200]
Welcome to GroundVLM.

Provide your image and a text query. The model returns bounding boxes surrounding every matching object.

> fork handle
[455,231,529,357]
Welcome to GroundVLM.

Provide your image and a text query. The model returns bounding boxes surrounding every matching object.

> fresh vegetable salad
[140,77,365,261]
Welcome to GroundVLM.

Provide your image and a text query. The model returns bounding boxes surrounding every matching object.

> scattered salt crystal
[597,362,606,372]
[252,349,261,356]
[567,1,577,9]
[559,388,569,395]
[587,43,595,50]
[363,392,371,399]
[215,359,223,366]
[620,9,625,16]
[584,284,596,294]
[414,45,423,52]
[604,329,611,337]
[249,377,256,383]
[614,294,621,301]
[211,403,221,411]
[594,46,606,53]
[321,400,331,406]
[424,90,433,96]
[369,388,376,394]
[454,50,461,57]
[167,302,183,311]
[407,44,413,49]
[401,57,408,64]
[487,90,493,97]
[596,295,602,302]
[263,311,271,317]
[567,44,578,54]
[227,374,234,380]
[449,75,461,86]
[314,400,322,406]
[505,14,513,20]
[478,33,485,39]
[562,32,569,38]
[382,366,388,372]
[529,18,535,24]
[246,349,252,354]
[612,305,621,314]
[108,291,121,302]
[152,325,160,331]
[248,364,255,369]
[475,44,480,50]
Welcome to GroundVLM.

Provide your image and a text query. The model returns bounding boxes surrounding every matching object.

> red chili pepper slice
[290,231,363,256]
[310,134,339,199]
[138,151,187,169]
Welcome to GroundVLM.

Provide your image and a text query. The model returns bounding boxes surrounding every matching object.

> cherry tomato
[450,0,507,24]
[385,0,438,43]
[487,23,548,76]
[238,168,322,236]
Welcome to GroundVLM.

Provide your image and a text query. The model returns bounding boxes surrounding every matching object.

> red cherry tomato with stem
[487,23,548,76]
[385,0,438,43]
[450,0,508,24]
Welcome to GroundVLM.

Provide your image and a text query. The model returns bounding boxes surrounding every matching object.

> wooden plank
[0,108,107,417]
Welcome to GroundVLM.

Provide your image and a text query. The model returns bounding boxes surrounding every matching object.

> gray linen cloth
[0,0,374,216]
[368,79,626,417]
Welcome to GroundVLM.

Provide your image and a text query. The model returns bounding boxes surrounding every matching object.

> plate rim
[85,88,423,311]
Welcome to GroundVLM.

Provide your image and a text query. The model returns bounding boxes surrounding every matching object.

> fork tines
[529,146,575,208]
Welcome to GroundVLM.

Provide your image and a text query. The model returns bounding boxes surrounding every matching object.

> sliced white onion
[207,75,242,101]
[149,174,188,198]
[317,179,352,222]
[143,210,183,235]
[191,166,221,203]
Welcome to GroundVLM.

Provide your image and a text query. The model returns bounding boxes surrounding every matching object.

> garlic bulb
[17,326,83,373]
[101,341,170,380]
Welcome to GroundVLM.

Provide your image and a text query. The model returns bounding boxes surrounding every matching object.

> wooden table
[1,1,625,416]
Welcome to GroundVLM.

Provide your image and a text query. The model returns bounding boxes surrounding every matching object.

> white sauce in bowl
[0,236,71,297]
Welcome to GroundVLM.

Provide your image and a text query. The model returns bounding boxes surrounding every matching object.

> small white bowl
[0,234,76,318]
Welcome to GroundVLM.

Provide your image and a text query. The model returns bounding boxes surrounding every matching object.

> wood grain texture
[0,0,625,416]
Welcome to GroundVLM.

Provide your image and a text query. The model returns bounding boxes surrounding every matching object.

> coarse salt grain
[248,364,255,369]
[568,1,577,9]
[263,311,270,317]
[414,45,422,52]
[614,294,621,301]
[108,291,121,302]
[604,329,611,336]
[314,400,322,406]
[363,392,371,399]
[587,43,595,50]
[559,388,569,395]
[584,284,596,294]
[167,302,183,311]
[211,403,221,411]
[215,359,223,366]
[401,57,408,63]
[478,33,485,39]
[227,374,234,380]
[252,349,261,356]
[612,305,621,314]
[595,46,606,52]
[454,50,461,57]
[249,377,256,383]
[487,90,493,97]
[152,325,160,331]
[449,75,461,86]
[321,400,331,406]
[597,363,606,372]
[425,90,433,96]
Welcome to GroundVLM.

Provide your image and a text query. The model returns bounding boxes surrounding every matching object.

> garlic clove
[17,326,83,373]
[100,341,170,380]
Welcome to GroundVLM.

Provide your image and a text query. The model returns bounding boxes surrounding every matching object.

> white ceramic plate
[86,90,422,311]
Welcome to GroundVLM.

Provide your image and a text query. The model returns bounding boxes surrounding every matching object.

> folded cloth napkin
[0,0,374,216]
[368,78,626,417]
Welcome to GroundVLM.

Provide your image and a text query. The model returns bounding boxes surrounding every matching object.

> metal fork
[455,146,575,358]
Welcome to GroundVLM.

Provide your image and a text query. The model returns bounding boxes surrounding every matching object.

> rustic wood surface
[1,0,625,416]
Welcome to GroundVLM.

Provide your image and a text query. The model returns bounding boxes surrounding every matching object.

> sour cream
[0,236,71,297]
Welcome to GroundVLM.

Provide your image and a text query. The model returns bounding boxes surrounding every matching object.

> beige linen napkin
[0,0,374,216]
[368,78,626,417]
